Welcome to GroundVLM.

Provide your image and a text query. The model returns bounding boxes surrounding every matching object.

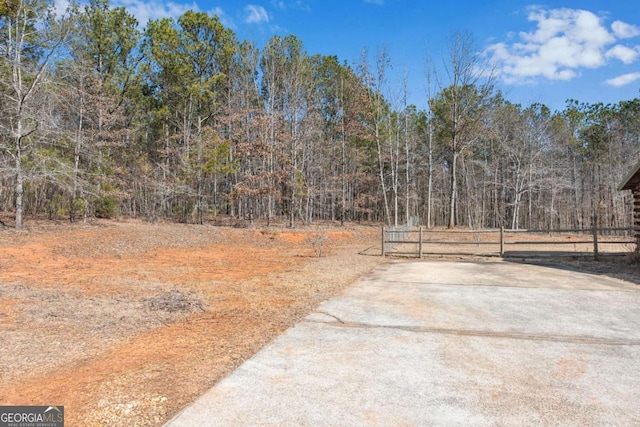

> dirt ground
[0,219,383,426]
[1,219,637,426]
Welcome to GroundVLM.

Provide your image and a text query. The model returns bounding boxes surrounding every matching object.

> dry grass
[0,218,382,426]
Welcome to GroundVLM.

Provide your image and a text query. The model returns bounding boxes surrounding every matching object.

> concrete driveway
[166,260,640,426]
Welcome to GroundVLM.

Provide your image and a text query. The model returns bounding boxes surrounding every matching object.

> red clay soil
[0,219,382,426]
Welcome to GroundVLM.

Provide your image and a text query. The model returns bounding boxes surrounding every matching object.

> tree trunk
[427,112,433,228]
[15,137,24,230]
[375,123,391,226]
[448,151,458,229]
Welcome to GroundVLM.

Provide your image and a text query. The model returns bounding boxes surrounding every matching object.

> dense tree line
[1,0,639,230]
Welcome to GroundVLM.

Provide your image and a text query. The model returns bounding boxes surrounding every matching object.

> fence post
[500,227,505,258]
[593,221,599,261]
[381,226,385,257]
[419,226,423,258]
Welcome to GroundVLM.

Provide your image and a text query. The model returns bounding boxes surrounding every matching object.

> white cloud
[209,6,225,18]
[605,72,640,87]
[271,0,310,10]
[53,0,71,17]
[208,6,235,29]
[606,45,640,64]
[113,0,199,26]
[485,7,640,85]
[612,20,640,39]
[244,4,270,24]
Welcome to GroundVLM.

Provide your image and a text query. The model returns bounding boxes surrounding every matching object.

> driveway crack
[314,311,345,324]
[303,318,640,346]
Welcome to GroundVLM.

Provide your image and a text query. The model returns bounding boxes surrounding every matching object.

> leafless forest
[2,0,639,230]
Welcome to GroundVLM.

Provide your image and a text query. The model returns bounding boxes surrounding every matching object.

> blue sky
[105,0,640,112]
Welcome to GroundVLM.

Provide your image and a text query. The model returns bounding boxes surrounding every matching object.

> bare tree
[359,47,394,225]
[430,31,495,228]
[0,0,71,229]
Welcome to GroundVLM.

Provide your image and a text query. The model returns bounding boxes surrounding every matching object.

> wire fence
[382,217,421,254]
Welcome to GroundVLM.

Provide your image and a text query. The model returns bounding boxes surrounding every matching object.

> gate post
[419,226,423,258]
[500,227,505,258]
[593,217,599,261]
[381,226,385,256]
